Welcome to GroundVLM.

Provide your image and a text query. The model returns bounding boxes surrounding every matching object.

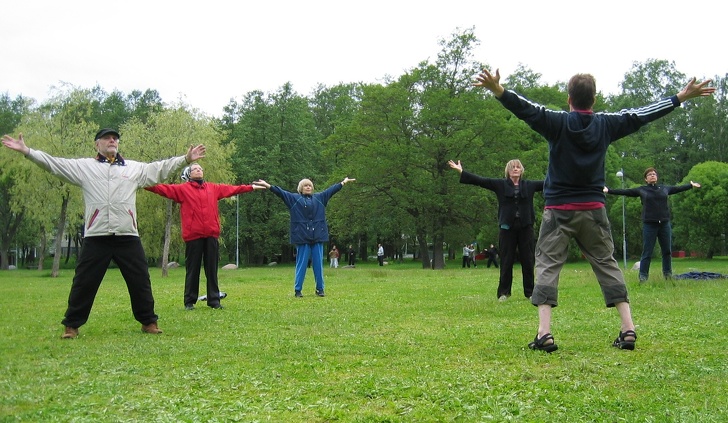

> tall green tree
[0,93,31,269]
[325,28,503,269]
[11,88,96,276]
[219,83,323,264]
[671,161,728,258]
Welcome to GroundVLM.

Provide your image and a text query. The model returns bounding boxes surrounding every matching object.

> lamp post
[616,169,627,269]
[235,194,239,268]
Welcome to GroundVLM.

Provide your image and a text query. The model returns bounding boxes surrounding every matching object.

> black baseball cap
[95,128,120,140]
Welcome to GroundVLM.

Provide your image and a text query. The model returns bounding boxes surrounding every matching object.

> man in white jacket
[2,129,205,339]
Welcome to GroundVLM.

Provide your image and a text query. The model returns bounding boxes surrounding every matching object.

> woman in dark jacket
[449,159,544,301]
[605,167,700,281]
[254,177,355,297]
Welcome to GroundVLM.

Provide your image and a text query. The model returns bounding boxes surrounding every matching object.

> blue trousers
[640,221,672,280]
[294,243,324,292]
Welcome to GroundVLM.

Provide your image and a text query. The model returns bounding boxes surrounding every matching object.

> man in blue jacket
[254,177,355,297]
[475,67,714,352]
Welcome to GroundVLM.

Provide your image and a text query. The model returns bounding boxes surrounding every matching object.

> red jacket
[146,181,254,242]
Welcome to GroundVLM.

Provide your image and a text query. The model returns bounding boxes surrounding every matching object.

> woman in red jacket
[146,163,264,310]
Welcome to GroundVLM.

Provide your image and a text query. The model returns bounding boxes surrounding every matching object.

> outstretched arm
[1,133,30,155]
[473,68,505,98]
[448,160,463,174]
[676,78,716,103]
[341,177,356,185]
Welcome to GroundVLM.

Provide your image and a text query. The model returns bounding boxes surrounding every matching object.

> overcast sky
[3,0,725,118]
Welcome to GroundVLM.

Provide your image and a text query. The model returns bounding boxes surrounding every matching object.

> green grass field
[2,257,727,422]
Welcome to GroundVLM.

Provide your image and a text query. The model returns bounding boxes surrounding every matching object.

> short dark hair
[644,167,657,178]
[567,74,597,110]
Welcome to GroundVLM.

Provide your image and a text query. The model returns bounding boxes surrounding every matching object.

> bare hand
[252,179,270,189]
[677,78,716,103]
[186,144,206,163]
[1,133,30,155]
[342,177,356,185]
[447,160,463,174]
[691,181,701,188]
[473,68,505,97]
[603,186,609,193]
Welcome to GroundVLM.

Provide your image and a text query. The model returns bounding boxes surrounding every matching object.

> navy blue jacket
[459,171,544,227]
[270,183,342,245]
[607,183,692,222]
[498,90,680,206]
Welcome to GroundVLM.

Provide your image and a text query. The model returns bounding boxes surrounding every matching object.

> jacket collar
[96,153,126,166]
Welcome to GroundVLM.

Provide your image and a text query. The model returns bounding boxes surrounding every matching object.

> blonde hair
[504,159,524,178]
[297,179,314,194]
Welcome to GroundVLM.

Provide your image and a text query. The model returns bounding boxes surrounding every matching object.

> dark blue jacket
[270,183,342,245]
[498,90,680,206]
[607,183,692,222]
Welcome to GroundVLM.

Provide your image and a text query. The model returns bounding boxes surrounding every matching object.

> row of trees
[2,28,727,275]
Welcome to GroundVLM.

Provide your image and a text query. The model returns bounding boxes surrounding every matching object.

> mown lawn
[1,257,727,422]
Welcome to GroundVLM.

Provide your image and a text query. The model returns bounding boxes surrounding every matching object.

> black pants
[487,257,499,268]
[62,236,157,328]
[348,254,355,266]
[185,237,221,307]
[497,222,535,299]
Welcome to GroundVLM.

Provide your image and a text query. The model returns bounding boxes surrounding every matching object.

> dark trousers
[497,222,535,298]
[62,236,157,328]
[185,237,221,307]
[462,256,470,268]
[348,253,355,266]
[640,221,672,280]
[487,256,499,268]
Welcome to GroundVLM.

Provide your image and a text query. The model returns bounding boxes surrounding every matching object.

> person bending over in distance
[449,159,543,302]
[2,129,205,339]
[474,66,714,353]
[146,163,265,310]
[604,167,700,282]
[252,177,355,297]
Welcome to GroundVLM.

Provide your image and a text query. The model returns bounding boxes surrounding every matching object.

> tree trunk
[64,232,72,264]
[417,235,430,269]
[51,196,69,277]
[161,199,173,277]
[431,233,446,269]
[0,210,23,270]
[37,230,47,271]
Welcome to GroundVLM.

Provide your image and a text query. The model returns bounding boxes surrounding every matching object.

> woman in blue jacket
[254,177,355,297]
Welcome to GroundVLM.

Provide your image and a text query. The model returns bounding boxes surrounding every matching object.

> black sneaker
[295,290,303,298]
[316,289,325,297]
[210,304,224,310]
[184,305,195,311]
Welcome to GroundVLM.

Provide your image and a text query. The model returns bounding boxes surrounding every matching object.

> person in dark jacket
[146,163,264,310]
[486,244,499,269]
[253,177,355,297]
[605,167,700,282]
[449,159,543,301]
[347,244,356,266]
[475,66,714,353]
